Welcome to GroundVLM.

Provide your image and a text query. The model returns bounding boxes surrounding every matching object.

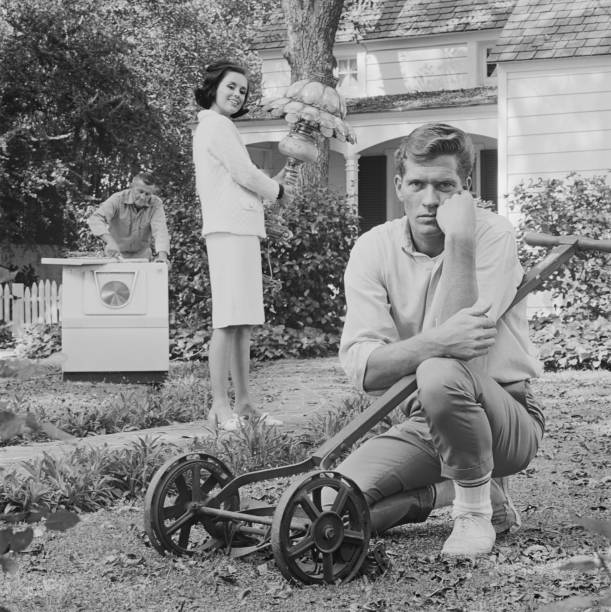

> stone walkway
[0,357,355,471]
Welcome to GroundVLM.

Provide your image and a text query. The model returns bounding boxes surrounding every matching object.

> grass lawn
[0,362,609,612]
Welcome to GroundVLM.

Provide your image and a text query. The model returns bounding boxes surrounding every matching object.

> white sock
[452,472,492,519]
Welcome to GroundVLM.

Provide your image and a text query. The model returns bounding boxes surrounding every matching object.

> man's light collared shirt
[339,210,542,392]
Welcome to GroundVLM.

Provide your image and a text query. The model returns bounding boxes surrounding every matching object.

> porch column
[385,148,401,220]
[345,151,360,213]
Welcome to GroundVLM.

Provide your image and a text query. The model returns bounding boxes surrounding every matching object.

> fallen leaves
[0,527,33,554]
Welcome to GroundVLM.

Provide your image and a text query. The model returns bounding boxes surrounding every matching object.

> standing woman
[193,60,286,430]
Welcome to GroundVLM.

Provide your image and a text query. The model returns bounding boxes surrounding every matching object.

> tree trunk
[281,0,344,188]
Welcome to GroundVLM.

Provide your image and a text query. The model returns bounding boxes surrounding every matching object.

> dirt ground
[0,361,609,612]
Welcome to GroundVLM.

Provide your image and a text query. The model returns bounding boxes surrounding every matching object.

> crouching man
[336,122,543,557]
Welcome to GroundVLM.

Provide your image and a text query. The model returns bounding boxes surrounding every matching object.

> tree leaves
[512,172,611,322]
[0,0,264,247]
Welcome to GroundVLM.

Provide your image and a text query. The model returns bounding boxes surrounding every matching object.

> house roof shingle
[346,86,497,114]
[489,0,611,62]
[253,0,515,51]
[243,86,497,120]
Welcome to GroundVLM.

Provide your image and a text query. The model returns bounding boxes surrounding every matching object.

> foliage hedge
[14,323,61,359]
[0,323,15,349]
[509,172,610,322]
[0,0,269,247]
[508,172,611,370]
[529,316,610,371]
[169,185,359,361]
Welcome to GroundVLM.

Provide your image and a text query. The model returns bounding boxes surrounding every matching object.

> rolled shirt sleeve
[468,210,542,379]
[339,231,400,391]
[474,214,524,323]
[87,193,121,250]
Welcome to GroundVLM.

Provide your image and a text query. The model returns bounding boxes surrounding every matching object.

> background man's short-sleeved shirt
[88,189,170,255]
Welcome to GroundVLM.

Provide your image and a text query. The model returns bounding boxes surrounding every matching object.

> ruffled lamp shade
[262,79,356,184]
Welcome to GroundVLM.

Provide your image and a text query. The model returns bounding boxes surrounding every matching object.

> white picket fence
[0,281,62,335]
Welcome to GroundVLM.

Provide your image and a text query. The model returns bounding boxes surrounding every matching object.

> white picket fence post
[0,283,10,328]
[0,281,62,336]
[11,283,24,336]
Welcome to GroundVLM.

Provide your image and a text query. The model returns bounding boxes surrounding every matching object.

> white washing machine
[41,258,169,383]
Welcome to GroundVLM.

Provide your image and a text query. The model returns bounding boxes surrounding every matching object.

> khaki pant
[336,357,544,506]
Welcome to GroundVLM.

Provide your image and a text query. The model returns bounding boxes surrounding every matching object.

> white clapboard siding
[0,281,62,334]
[498,55,611,216]
[260,56,291,99]
[259,42,470,100]
[367,45,469,95]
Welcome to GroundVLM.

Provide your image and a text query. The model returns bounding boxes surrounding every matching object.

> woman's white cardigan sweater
[193,109,279,238]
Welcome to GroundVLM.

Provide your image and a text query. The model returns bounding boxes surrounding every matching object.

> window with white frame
[484,47,498,84]
[336,57,360,94]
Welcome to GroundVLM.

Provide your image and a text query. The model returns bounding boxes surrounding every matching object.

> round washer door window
[100,280,131,308]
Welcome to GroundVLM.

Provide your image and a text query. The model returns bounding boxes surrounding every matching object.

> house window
[485,47,497,83]
[336,57,359,92]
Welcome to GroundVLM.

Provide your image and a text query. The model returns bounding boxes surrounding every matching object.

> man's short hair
[132,172,157,187]
[394,123,475,181]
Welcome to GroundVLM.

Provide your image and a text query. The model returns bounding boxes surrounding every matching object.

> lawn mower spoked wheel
[271,470,371,585]
[144,452,239,556]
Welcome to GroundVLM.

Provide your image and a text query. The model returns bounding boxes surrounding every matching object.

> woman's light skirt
[205,232,264,329]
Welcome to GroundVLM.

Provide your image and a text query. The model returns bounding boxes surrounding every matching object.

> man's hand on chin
[436,191,476,237]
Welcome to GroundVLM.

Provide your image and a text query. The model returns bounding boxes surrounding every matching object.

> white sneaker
[441,512,496,557]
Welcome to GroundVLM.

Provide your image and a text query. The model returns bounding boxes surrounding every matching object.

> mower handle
[524,232,611,253]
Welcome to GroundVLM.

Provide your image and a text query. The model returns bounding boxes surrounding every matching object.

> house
[239,0,611,232]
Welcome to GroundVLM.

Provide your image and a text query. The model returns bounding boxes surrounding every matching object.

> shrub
[508,172,611,322]
[507,173,611,371]
[0,388,367,514]
[263,185,359,332]
[251,325,340,361]
[530,315,610,371]
[169,185,359,360]
[14,323,61,359]
[170,323,341,362]
[0,438,179,513]
[2,374,212,444]
[0,323,15,349]
[202,417,310,474]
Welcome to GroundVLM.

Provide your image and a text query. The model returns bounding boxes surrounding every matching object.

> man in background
[88,172,170,264]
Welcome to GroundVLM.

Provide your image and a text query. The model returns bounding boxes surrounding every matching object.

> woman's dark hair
[194,60,250,118]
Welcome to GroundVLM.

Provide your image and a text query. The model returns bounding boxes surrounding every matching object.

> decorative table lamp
[263,79,356,185]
